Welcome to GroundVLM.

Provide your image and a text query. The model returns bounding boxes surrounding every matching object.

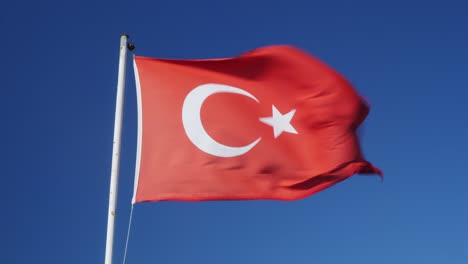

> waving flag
[132,45,381,203]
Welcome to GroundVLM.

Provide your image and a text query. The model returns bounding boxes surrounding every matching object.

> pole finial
[120,34,135,51]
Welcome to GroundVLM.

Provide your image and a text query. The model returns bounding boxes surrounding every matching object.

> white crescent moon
[182,83,261,157]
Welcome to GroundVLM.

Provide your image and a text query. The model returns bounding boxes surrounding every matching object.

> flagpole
[105,34,131,264]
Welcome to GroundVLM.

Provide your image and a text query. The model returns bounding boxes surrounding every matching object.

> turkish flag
[132,45,381,203]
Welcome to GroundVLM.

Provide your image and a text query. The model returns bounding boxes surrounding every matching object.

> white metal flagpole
[105,34,131,264]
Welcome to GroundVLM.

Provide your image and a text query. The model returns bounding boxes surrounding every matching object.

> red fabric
[133,45,381,203]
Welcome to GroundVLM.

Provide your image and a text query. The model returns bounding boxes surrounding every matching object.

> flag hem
[131,56,143,204]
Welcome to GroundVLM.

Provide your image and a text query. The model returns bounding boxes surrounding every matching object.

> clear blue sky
[3,0,467,263]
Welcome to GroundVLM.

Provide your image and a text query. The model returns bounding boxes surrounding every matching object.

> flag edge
[131,56,143,204]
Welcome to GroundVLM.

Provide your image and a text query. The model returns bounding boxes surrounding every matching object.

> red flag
[132,45,381,203]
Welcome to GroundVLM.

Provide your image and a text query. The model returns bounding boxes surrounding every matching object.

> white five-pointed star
[259,105,298,138]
